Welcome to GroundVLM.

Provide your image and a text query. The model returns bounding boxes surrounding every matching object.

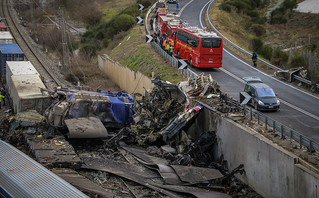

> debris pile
[9,110,82,168]
[132,78,188,144]
[180,73,220,97]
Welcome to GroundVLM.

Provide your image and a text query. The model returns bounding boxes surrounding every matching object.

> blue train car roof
[0,43,23,54]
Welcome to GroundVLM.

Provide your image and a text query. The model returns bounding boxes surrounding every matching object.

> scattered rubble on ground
[1,78,265,197]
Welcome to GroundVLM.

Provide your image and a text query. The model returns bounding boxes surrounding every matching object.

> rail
[206,0,319,89]
[217,93,319,152]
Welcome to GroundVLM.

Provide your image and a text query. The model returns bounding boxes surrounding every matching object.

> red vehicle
[157,14,179,37]
[172,26,223,68]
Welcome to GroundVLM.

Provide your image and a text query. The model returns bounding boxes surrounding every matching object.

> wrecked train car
[44,89,135,136]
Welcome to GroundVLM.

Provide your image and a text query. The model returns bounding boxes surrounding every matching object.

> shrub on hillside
[82,6,103,26]
[219,2,231,12]
[80,44,97,57]
[260,45,273,60]
[250,24,266,36]
[112,14,136,32]
[251,37,263,52]
[229,1,251,13]
[291,56,306,67]
[137,0,152,8]
[102,38,111,48]
[272,48,288,66]
[269,0,296,24]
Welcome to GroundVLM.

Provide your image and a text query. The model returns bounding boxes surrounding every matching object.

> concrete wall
[193,102,319,198]
[98,54,154,94]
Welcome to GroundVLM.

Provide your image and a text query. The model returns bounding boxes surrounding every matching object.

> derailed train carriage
[43,88,135,138]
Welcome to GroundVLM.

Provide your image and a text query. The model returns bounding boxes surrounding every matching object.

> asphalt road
[167,0,319,141]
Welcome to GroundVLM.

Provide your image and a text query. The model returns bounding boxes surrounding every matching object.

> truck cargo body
[6,61,40,97]
[10,74,51,114]
[0,44,24,77]
[0,31,14,44]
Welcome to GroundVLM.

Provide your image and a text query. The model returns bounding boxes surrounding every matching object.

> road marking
[182,0,319,120]
[178,0,194,16]
[220,67,319,121]
[199,0,211,28]
[223,48,319,100]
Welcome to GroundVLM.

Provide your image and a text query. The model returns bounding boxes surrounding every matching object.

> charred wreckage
[6,74,258,197]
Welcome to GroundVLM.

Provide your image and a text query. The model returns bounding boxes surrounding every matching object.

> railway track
[1,0,70,89]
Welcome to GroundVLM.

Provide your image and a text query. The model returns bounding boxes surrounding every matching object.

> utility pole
[60,9,68,73]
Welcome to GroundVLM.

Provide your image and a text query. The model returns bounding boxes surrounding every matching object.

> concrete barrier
[98,54,154,94]
[193,102,319,198]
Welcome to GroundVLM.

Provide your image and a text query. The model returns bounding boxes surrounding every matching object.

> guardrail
[207,0,319,89]
[219,93,319,152]
[145,1,319,152]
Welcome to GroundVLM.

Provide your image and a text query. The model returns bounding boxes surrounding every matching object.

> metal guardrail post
[257,113,260,124]
[290,130,293,142]
[273,121,276,132]
[300,136,302,149]
[265,117,268,130]
[310,141,314,152]
[281,125,284,139]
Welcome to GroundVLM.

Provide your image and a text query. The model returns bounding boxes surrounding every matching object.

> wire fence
[145,1,319,152]
[206,0,319,89]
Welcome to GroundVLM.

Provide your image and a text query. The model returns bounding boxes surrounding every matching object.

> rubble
[9,110,82,169]
[132,78,187,144]
[179,73,220,97]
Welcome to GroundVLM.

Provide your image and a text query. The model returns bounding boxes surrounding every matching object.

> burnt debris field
[0,74,262,197]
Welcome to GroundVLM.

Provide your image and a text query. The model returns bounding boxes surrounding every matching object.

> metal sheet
[0,140,88,198]
[65,117,108,138]
[121,145,169,165]
[157,164,183,185]
[82,158,181,198]
[170,165,223,184]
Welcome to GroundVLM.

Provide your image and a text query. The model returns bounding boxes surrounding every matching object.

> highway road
[167,0,319,141]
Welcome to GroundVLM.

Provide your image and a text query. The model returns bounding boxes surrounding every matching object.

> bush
[121,6,140,17]
[137,0,152,8]
[112,14,136,32]
[250,24,266,36]
[95,29,105,40]
[246,10,259,18]
[291,56,306,67]
[80,44,97,57]
[219,2,231,12]
[229,1,251,13]
[272,48,288,66]
[260,45,273,60]
[102,38,111,48]
[251,37,263,52]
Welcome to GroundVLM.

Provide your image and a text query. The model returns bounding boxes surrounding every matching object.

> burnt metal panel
[65,117,108,139]
[170,165,223,184]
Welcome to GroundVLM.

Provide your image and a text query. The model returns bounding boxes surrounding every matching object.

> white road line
[184,0,319,120]
[220,67,319,121]
[224,48,319,100]
[178,0,194,16]
[199,0,212,28]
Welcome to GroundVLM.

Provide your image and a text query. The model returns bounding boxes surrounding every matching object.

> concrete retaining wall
[194,102,319,198]
[98,54,154,94]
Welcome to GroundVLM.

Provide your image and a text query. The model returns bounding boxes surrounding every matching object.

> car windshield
[256,88,276,98]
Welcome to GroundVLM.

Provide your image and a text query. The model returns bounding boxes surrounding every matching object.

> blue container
[0,44,24,77]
